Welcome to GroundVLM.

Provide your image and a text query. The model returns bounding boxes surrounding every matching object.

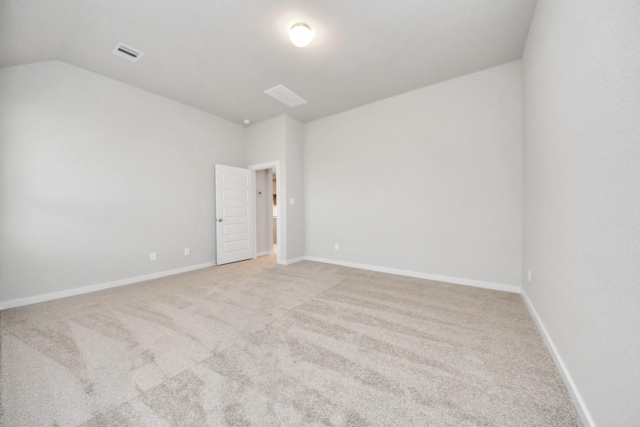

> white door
[215,164,256,265]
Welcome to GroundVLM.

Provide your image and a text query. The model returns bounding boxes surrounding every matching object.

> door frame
[248,161,285,265]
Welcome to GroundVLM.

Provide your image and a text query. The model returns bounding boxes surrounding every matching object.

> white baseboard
[304,256,520,293]
[521,291,595,427]
[257,250,274,257]
[0,262,216,311]
[282,256,306,265]
[0,255,519,307]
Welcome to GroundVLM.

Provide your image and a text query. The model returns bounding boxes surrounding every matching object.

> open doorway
[271,169,277,255]
[249,161,284,264]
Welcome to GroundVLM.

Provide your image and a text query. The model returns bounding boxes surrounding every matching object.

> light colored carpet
[0,255,580,426]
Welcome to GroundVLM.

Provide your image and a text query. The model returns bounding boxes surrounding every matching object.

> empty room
[1,0,638,425]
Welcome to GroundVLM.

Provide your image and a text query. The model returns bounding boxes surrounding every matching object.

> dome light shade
[289,23,313,47]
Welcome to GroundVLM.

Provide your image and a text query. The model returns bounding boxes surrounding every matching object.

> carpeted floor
[0,255,580,426]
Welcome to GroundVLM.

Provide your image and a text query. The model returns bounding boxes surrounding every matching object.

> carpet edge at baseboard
[521,290,595,427]
[0,262,216,311]
[1,256,520,310]
[304,256,520,294]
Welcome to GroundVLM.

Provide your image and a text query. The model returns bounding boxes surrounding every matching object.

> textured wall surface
[523,1,640,424]
[0,61,245,303]
[284,116,305,260]
[305,62,523,287]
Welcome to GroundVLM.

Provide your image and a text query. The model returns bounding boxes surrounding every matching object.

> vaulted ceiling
[0,0,537,124]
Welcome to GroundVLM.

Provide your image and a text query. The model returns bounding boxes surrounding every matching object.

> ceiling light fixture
[289,22,313,48]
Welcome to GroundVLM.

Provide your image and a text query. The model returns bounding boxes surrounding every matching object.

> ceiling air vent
[264,85,307,108]
[112,43,143,62]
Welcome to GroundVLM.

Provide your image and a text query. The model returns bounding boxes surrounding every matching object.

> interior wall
[522,1,640,425]
[304,61,523,287]
[284,116,305,260]
[255,169,272,254]
[0,61,245,304]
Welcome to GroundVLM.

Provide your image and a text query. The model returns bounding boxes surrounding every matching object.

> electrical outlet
[150,252,157,261]
[184,248,190,256]
[528,269,532,283]
[290,198,295,205]
[334,243,339,250]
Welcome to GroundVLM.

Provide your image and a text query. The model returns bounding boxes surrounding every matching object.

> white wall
[304,62,523,287]
[0,61,245,304]
[284,116,305,260]
[245,116,286,170]
[522,1,640,425]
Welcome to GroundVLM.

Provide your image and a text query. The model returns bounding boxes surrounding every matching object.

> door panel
[215,164,255,265]
[223,223,248,235]
[222,206,249,217]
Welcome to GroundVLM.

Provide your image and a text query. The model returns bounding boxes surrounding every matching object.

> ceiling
[0,0,537,124]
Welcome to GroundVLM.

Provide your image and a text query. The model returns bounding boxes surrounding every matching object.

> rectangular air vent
[112,43,143,62]
[264,85,307,108]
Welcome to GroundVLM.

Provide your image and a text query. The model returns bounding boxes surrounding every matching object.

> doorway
[249,161,284,264]
[271,169,277,255]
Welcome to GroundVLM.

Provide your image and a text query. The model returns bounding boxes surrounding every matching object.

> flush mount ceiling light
[289,22,313,47]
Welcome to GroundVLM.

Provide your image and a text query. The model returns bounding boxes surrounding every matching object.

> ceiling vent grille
[112,43,143,62]
[264,85,307,108]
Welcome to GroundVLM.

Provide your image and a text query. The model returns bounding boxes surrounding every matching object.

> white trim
[0,262,216,311]
[282,256,306,265]
[247,161,278,171]
[521,291,595,427]
[257,250,274,257]
[304,256,520,293]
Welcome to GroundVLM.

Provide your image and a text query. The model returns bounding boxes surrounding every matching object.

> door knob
[218,218,223,222]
